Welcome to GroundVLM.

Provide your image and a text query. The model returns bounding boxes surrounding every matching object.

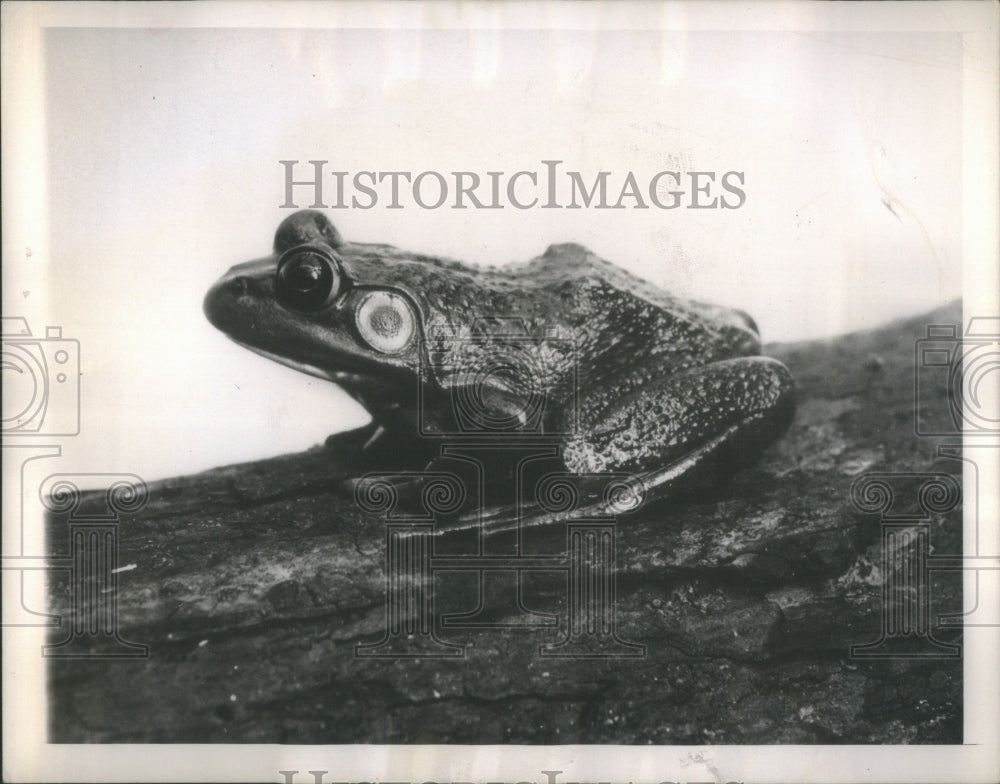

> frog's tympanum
[205,210,794,508]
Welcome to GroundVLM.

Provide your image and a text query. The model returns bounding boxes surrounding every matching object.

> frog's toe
[326,425,438,472]
[324,422,381,453]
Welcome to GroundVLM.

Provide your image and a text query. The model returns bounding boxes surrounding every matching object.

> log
[47,302,963,743]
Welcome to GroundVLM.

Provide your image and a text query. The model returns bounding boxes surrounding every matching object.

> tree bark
[47,302,964,743]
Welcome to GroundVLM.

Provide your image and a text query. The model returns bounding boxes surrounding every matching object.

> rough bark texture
[47,302,964,744]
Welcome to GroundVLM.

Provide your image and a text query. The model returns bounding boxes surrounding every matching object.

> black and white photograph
[2,2,998,782]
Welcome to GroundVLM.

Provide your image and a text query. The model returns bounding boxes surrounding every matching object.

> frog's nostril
[230,275,267,297]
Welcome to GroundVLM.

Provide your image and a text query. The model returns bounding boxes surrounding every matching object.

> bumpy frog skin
[204,210,794,502]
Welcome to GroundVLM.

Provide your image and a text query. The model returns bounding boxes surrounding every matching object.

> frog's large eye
[276,245,341,310]
[355,291,415,354]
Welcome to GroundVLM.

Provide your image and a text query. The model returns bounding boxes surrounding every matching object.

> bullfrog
[204,210,794,509]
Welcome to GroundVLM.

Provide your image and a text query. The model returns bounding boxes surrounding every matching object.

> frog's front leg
[563,357,794,495]
[325,421,438,471]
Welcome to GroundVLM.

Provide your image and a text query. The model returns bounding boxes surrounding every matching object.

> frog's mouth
[231,339,373,385]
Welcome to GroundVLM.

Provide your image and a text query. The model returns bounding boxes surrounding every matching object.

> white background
[5,11,967,483]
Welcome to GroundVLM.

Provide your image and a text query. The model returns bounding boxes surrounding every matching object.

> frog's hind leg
[563,356,795,500]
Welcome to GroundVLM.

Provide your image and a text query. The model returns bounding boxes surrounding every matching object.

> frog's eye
[276,245,341,310]
[356,291,415,354]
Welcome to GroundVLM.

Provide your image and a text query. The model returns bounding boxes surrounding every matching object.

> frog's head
[205,210,572,434]
[204,211,426,406]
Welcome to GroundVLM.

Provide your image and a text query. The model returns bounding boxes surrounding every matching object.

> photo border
[2,1,997,782]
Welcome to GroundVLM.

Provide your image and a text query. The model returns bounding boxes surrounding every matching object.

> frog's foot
[333,426,467,514]
[324,422,382,453]
[563,356,795,503]
[325,423,436,471]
